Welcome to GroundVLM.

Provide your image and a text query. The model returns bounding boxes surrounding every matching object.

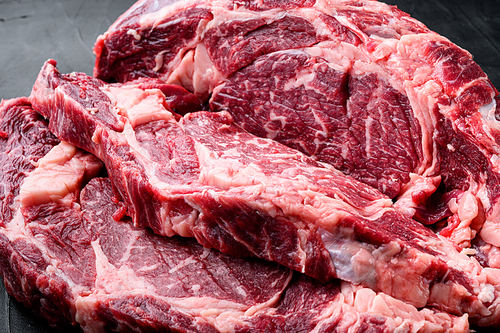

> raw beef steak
[29,60,500,326]
[0,98,467,332]
[93,0,500,258]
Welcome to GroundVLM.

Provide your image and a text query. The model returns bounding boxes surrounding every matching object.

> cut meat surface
[0,97,468,332]
[76,179,292,333]
[0,97,59,227]
[94,5,215,84]
[94,0,432,199]
[92,0,500,258]
[210,51,423,198]
[29,60,500,326]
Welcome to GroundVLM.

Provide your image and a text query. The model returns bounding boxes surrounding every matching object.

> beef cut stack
[1,0,500,332]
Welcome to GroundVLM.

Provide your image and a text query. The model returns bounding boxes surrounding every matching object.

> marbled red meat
[93,0,500,259]
[0,97,467,332]
[29,60,500,327]
[3,0,500,330]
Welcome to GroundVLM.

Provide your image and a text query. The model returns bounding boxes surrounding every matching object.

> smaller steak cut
[0,97,467,332]
[29,60,500,325]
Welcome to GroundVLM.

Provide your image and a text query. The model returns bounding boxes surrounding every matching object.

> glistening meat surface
[29,60,500,326]
[0,97,467,332]
[93,0,500,261]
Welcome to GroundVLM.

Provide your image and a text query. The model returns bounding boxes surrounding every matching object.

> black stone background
[0,0,499,332]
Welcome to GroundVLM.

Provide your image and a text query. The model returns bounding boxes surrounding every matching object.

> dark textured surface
[1,0,499,332]
[0,0,137,99]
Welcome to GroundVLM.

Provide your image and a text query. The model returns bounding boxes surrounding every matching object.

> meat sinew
[29,60,500,327]
[0,97,468,332]
[93,0,500,258]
